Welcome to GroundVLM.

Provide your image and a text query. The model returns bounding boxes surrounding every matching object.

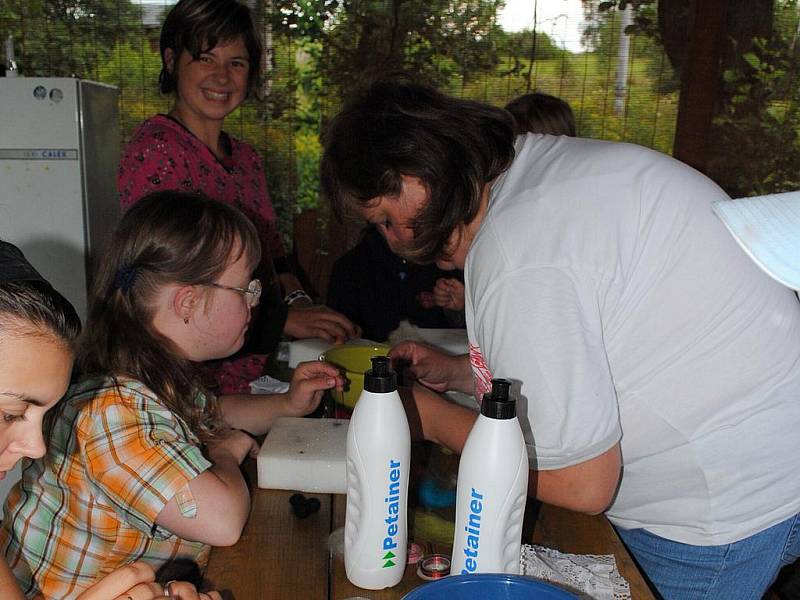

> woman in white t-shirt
[320,78,800,600]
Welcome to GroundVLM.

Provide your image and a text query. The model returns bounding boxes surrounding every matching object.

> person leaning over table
[428,90,580,317]
[0,241,221,600]
[117,0,358,394]
[0,194,344,599]
[320,78,800,600]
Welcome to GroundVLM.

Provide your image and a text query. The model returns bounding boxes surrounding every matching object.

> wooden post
[671,0,727,173]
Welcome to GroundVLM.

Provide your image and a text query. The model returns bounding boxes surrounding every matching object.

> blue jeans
[615,512,800,600]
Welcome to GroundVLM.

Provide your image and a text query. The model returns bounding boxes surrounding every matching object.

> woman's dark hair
[505,92,577,137]
[159,0,262,98]
[320,78,515,264]
[79,191,260,440]
[0,280,81,350]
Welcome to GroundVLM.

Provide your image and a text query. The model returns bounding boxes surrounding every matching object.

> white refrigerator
[0,77,121,319]
[0,77,120,503]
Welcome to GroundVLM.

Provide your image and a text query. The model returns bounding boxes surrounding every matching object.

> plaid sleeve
[78,385,212,540]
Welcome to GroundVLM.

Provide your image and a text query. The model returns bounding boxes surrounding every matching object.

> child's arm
[155,428,258,547]
[155,362,341,545]
[82,387,256,550]
[0,558,25,600]
[219,361,344,435]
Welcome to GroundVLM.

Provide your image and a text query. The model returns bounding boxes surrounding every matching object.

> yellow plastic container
[321,344,391,408]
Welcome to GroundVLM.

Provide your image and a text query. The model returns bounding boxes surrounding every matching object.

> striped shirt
[0,377,212,599]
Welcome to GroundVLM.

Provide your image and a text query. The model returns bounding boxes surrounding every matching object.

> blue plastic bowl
[402,574,578,599]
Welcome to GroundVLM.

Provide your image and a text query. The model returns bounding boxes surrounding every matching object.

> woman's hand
[74,561,222,600]
[76,561,158,600]
[390,341,472,393]
[284,305,361,344]
[432,278,465,312]
[282,360,344,417]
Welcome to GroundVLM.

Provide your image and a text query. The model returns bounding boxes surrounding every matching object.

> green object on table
[321,344,390,408]
[413,508,456,546]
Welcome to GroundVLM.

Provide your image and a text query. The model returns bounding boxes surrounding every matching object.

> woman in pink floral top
[119,114,285,269]
[117,0,358,394]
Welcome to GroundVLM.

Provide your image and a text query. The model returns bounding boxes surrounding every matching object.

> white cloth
[249,373,290,394]
[465,134,800,545]
[712,191,800,291]
[520,544,631,600]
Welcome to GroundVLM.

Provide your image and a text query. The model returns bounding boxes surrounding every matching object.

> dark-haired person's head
[505,92,576,137]
[158,0,262,98]
[0,241,81,475]
[321,77,515,265]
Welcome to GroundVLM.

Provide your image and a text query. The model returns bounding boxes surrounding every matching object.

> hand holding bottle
[75,561,223,600]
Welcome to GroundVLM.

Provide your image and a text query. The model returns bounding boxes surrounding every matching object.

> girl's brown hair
[79,191,260,440]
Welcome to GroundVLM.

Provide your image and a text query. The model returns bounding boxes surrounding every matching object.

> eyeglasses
[207,278,262,308]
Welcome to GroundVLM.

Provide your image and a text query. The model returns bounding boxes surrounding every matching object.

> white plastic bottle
[451,379,529,575]
[345,356,410,589]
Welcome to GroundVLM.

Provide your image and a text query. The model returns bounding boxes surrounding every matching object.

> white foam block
[257,417,349,494]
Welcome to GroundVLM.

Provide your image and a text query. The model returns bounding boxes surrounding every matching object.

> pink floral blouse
[117,114,286,263]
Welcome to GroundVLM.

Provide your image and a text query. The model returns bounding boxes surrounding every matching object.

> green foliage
[295,132,322,213]
[0,0,141,79]
[502,29,569,62]
[582,0,679,93]
[271,0,341,37]
[712,35,800,196]
[310,0,506,100]
[19,0,794,227]
[493,51,676,154]
[94,37,168,137]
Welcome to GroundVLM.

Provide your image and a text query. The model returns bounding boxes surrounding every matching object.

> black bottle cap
[364,356,398,393]
[480,378,516,419]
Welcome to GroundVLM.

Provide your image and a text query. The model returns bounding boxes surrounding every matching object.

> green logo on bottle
[383,550,396,568]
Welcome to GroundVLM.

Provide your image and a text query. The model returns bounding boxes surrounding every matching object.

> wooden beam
[672,0,727,173]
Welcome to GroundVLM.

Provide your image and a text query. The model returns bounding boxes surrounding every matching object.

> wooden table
[206,449,656,600]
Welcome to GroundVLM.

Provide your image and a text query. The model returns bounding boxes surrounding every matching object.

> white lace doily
[520,544,632,600]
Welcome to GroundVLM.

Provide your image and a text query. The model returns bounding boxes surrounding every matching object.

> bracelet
[284,289,312,306]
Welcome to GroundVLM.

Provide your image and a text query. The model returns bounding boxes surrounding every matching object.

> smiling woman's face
[0,326,73,479]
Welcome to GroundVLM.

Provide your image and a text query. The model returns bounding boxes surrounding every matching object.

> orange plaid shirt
[0,377,212,599]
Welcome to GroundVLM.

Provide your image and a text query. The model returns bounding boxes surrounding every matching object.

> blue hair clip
[114,264,140,294]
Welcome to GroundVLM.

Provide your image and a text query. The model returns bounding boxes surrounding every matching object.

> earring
[183,317,189,325]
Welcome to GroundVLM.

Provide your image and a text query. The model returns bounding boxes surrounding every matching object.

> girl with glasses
[1,192,343,599]
[0,240,223,599]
